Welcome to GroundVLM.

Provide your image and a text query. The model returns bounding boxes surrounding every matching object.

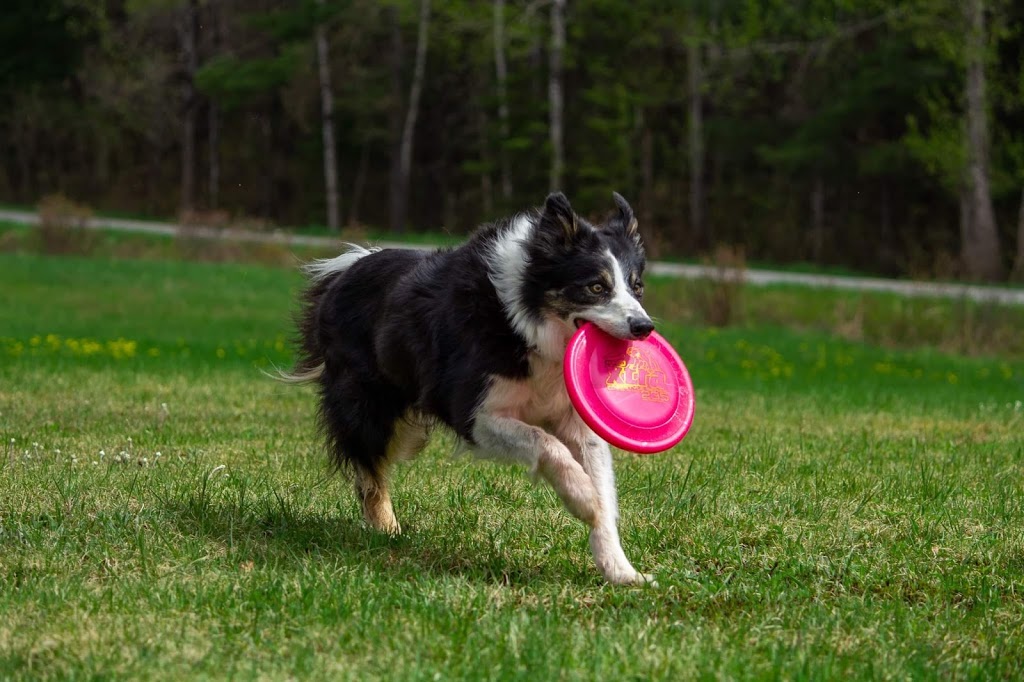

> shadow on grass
[161,489,588,586]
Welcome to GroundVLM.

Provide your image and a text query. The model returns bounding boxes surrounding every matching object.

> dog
[284,192,656,584]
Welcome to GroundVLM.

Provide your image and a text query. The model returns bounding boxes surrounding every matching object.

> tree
[314,0,341,231]
[962,0,1003,280]
[548,0,565,191]
[206,0,222,210]
[178,0,200,213]
[493,0,512,203]
[390,0,431,233]
[5,0,1024,281]
[686,5,706,249]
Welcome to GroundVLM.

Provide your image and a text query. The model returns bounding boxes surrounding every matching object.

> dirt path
[3,208,1022,306]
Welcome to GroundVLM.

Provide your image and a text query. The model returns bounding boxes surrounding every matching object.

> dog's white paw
[634,572,658,587]
[601,565,658,587]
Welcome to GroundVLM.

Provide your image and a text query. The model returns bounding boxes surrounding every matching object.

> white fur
[269,362,325,383]
[273,244,379,385]
[486,216,576,362]
[303,243,381,282]
[576,250,651,339]
[472,353,651,585]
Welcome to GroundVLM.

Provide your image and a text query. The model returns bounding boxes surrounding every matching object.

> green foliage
[196,50,305,111]
[0,0,99,98]
[2,0,1024,276]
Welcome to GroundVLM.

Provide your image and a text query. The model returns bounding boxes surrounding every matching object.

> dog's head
[520,192,653,342]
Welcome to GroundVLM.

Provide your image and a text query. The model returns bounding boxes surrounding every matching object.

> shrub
[692,244,746,327]
[31,194,97,255]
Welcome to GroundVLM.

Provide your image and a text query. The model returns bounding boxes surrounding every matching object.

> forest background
[3,0,1023,281]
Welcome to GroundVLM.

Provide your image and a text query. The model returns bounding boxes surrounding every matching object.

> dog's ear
[611,192,640,240]
[539,192,579,244]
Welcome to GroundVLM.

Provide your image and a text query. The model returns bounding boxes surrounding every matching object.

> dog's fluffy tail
[301,244,380,283]
[276,244,379,384]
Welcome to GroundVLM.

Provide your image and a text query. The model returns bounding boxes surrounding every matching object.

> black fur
[292,193,647,481]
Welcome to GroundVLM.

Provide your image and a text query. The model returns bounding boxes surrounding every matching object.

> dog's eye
[633,281,644,295]
[588,283,606,295]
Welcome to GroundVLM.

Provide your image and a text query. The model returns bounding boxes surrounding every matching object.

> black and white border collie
[286,192,656,584]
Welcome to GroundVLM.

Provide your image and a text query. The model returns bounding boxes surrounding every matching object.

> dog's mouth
[573,318,588,330]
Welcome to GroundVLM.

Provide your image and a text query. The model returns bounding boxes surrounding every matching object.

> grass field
[2,250,1023,680]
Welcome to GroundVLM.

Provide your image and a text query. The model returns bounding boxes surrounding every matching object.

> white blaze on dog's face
[570,248,653,340]
[515,192,654,344]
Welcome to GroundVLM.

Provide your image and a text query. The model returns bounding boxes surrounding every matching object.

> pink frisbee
[564,323,695,454]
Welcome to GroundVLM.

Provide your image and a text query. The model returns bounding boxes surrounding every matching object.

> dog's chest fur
[481,353,575,428]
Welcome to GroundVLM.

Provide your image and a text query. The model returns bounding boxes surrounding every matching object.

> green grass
[5,219,1024,359]
[2,251,1023,680]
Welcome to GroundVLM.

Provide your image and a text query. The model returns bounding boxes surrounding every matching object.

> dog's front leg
[474,413,652,585]
[472,413,601,528]
[559,422,654,586]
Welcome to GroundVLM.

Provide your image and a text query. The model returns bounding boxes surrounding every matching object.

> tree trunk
[315,0,341,231]
[179,0,199,214]
[348,143,370,227]
[639,115,659,259]
[208,104,220,210]
[810,175,825,262]
[1013,187,1024,280]
[493,0,512,203]
[390,0,430,234]
[962,0,1003,280]
[477,106,494,217]
[687,15,705,250]
[207,0,221,210]
[548,0,565,191]
[388,6,404,233]
[260,112,274,220]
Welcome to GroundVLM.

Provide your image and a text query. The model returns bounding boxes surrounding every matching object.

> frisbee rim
[563,322,694,454]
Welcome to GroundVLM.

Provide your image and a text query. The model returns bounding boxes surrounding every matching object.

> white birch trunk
[397,0,431,229]
[548,0,565,191]
[315,0,340,231]
[494,0,512,201]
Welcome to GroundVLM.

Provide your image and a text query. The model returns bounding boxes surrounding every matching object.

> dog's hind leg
[355,412,430,535]
[321,371,421,535]
[355,468,401,535]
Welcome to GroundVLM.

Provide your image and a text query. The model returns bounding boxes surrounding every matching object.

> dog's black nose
[628,317,655,339]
